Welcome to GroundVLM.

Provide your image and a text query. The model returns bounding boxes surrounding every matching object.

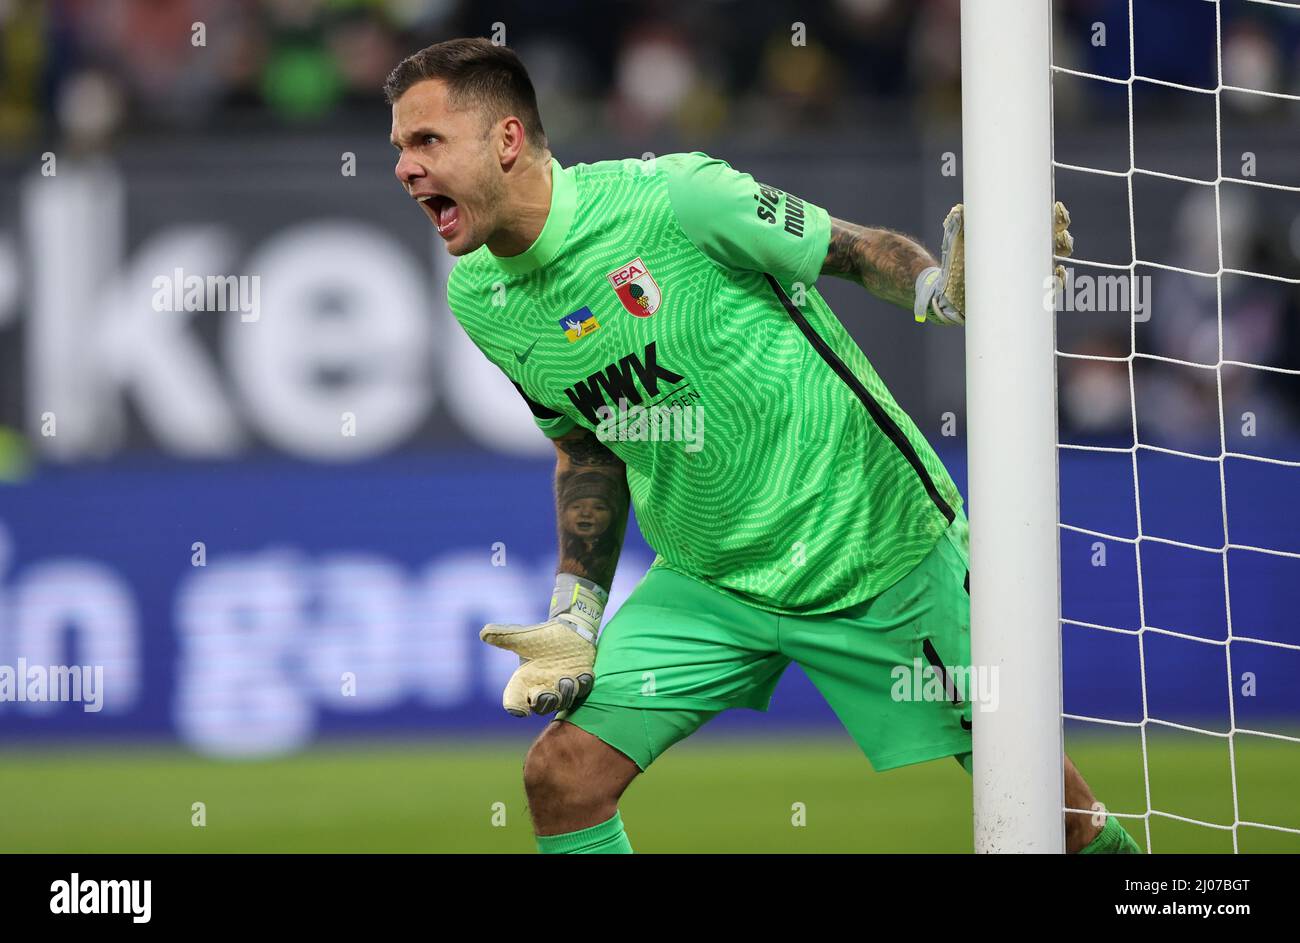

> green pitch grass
[1,727,1296,853]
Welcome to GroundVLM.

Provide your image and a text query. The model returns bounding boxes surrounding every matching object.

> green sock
[1078,814,1142,854]
[535,810,633,854]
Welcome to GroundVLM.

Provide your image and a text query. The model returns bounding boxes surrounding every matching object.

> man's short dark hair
[384,38,547,150]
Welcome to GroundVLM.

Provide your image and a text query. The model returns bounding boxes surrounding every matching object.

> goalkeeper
[387,38,1141,855]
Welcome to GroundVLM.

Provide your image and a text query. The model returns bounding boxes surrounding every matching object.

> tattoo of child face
[556,468,628,585]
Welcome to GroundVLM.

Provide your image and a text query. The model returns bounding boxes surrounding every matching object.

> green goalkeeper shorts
[559,511,974,772]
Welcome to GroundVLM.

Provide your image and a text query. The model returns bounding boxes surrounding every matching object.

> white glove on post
[913,200,1075,325]
[480,574,608,717]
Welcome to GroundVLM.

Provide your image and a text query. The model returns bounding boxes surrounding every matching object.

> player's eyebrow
[390,127,442,149]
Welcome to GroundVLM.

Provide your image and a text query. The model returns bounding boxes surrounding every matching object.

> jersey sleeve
[663,151,832,289]
[511,380,576,439]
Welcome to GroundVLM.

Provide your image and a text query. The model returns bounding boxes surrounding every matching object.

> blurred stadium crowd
[0,0,1297,145]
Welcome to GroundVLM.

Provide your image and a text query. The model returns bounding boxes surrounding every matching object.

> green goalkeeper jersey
[445,151,963,615]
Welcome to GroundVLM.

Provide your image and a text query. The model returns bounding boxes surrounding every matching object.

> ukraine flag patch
[559,306,601,342]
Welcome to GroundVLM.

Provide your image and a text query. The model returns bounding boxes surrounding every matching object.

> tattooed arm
[476,425,628,717]
[553,427,631,591]
[821,217,939,311]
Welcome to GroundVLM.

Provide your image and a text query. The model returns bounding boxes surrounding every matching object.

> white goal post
[960,0,1066,852]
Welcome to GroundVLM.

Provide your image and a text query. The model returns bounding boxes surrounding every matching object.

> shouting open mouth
[416,193,460,239]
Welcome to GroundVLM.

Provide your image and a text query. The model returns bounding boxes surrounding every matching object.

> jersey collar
[487,157,574,275]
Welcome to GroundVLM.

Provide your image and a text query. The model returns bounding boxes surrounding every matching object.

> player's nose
[394,151,424,188]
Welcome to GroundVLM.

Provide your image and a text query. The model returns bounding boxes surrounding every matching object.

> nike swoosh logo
[515,338,541,364]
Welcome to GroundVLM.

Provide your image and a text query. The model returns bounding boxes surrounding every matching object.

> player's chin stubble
[464,169,509,257]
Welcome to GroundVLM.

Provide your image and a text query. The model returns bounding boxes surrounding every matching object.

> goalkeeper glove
[914,204,966,325]
[913,200,1075,325]
[1051,199,1075,294]
[479,573,607,717]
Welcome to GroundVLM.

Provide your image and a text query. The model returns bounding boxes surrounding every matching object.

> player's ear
[494,114,527,171]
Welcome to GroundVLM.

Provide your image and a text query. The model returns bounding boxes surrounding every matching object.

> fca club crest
[607,257,662,317]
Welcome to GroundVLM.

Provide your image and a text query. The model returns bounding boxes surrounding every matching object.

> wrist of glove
[479,574,608,717]
[547,573,606,643]
[914,266,964,326]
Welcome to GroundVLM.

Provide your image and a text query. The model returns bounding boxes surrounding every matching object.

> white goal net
[1050,0,1300,852]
